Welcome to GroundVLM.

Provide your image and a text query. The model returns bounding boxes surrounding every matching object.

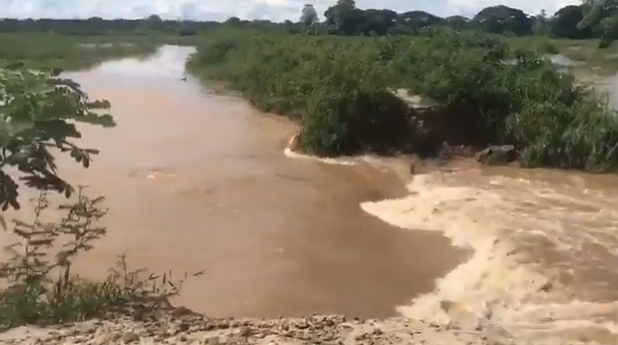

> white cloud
[0,0,583,21]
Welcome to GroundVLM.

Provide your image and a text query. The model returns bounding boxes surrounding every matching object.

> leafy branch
[0,65,115,211]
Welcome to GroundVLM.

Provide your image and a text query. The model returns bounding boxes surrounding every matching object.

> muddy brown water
[0,46,466,318]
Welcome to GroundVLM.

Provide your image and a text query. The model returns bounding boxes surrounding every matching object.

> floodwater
[363,164,618,343]
[2,46,618,343]
[359,59,618,342]
[0,46,465,319]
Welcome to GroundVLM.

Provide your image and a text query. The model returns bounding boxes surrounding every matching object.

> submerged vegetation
[189,27,618,171]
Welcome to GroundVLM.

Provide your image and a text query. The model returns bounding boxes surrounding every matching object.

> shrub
[189,27,618,171]
[0,65,199,329]
[0,190,189,328]
[189,33,412,156]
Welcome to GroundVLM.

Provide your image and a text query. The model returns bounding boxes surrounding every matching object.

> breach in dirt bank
[282,120,618,344]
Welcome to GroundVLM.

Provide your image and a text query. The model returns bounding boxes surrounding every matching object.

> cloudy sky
[0,0,582,21]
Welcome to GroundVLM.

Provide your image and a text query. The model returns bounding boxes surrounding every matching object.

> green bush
[0,191,185,328]
[188,32,412,156]
[189,28,618,171]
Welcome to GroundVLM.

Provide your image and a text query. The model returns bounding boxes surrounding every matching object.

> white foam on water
[361,170,618,343]
[283,134,357,166]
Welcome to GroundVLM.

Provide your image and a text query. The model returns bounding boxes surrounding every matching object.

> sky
[0,0,582,22]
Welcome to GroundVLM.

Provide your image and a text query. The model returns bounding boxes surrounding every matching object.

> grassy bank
[188,28,618,171]
[0,33,192,70]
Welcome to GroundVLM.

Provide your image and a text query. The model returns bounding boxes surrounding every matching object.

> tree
[300,4,319,25]
[0,66,115,211]
[532,9,549,35]
[578,0,618,45]
[472,5,533,36]
[445,15,470,30]
[324,0,363,35]
[225,16,242,25]
[395,11,445,34]
[359,9,397,35]
[146,14,162,22]
[550,5,590,38]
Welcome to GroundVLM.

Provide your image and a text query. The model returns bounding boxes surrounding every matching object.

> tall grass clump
[189,27,618,171]
[0,65,196,330]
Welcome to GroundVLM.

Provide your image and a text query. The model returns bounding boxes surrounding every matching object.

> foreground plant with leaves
[0,65,199,329]
[0,65,115,211]
[0,190,195,329]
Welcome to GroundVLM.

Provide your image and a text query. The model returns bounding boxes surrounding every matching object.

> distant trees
[532,10,549,35]
[445,15,469,30]
[300,4,319,25]
[146,14,162,22]
[361,9,397,35]
[3,0,618,42]
[324,0,365,35]
[472,5,532,36]
[578,0,618,46]
[550,5,590,38]
[393,11,445,34]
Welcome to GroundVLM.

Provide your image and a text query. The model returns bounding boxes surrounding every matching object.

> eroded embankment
[284,127,618,344]
[361,165,618,344]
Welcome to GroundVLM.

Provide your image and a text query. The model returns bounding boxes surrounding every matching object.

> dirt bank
[5,306,614,345]
[0,311,592,345]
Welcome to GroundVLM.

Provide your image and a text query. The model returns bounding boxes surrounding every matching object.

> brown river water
[2,46,618,343]
[0,46,465,319]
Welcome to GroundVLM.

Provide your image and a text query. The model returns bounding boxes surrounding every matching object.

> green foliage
[471,5,533,36]
[189,27,618,171]
[0,59,199,329]
[550,5,591,39]
[0,1,615,43]
[188,32,411,156]
[0,66,115,211]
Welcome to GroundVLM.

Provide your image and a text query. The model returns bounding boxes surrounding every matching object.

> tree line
[298,0,618,42]
[0,0,616,42]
